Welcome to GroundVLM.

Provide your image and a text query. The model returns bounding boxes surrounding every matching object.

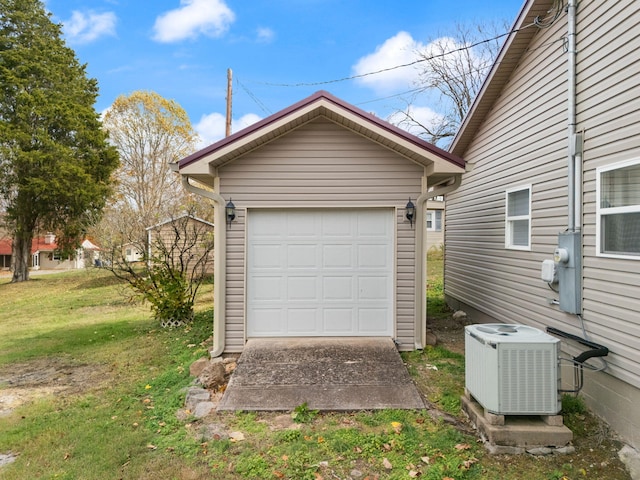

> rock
[224,361,237,375]
[175,408,190,422]
[350,469,364,478]
[526,447,552,456]
[198,361,226,389]
[425,330,438,346]
[0,452,17,468]
[185,387,210,411]
[199,423,229,441]
[193,401,216,419]
[229,431,245,442]
[189,357,210,377]
[554,446,576,455]
[270,414,300,431]
[452,310,469,325]
[619,445,640,480]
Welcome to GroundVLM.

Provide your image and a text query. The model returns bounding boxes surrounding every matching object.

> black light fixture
[225,198,236,227]
[405,197,416,227]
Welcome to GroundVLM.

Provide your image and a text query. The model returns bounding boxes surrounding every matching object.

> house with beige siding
[426,197,445,253]
[146,214,214,274]
[176,91,464,355]
[445,0,640,450]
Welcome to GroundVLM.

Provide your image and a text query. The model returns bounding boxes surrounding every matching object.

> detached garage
[176,91,464,354]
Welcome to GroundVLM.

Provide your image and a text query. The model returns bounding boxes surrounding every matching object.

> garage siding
[219,118,424,351]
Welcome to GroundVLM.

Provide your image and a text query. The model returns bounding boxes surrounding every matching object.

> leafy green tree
[0,0,119,282]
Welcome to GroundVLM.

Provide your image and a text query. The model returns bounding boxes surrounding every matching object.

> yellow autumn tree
[102,91,198,239]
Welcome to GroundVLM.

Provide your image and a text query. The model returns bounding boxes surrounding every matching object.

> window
[426,210,442,231]
[596,159,640,259]
[505,185,531,250]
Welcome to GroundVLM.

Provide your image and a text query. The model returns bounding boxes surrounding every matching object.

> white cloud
[195,112,262,148]
[256,27,275,43]
[352,31,425,94]
[153,0,235,43]
[387,105,444,138]
[63,10,117,44]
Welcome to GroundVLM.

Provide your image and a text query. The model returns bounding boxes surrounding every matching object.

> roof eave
[449,0,557,157]
[179,90,465,175]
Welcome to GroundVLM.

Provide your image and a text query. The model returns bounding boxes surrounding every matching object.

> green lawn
[0,267,631,479]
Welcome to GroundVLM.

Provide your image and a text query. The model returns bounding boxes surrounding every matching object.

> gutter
[180,176,227,358]
[414,174,462,349]
[567,0,581,232]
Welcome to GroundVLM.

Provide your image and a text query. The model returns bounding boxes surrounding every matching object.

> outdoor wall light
[405,198,416,228]
[225,198,236,227]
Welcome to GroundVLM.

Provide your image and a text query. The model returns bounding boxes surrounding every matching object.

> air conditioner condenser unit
[465,324,561,415]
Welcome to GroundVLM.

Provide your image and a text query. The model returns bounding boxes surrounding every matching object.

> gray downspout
[556,0,582,314]
[414,174,462,349]
[181,176,227,358]
[567,0,578,232]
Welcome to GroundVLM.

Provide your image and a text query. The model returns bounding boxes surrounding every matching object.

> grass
[0,266,633,479]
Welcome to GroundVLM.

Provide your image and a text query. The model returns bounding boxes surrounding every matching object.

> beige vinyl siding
[447,0,640,393]
[445,16,569,335]
[578,0,640,389]
[218,118,423,351]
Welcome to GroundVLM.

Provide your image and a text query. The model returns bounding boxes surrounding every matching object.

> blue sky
[45,0,524,148]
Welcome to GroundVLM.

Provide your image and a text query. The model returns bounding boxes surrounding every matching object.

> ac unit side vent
[465,324,561,415]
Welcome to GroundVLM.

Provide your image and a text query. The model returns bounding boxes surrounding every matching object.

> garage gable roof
[449,0,556,157]
[179,90,464,175]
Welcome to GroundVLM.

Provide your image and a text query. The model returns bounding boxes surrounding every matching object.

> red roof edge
[179,90,465,169]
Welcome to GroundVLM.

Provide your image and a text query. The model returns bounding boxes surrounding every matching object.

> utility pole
[225,68,232,137]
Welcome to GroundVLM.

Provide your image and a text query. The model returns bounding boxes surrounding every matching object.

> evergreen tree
[0,0,118,282]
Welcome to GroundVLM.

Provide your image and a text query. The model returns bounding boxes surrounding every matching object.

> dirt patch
[0,358,108,416]
[428,312,467,354]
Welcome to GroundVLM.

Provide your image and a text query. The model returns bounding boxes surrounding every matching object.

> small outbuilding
[176,91,464,355]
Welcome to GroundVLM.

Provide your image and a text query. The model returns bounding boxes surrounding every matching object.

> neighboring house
[0,233,100,270]
[121,242,144,263]
[175,90,465,354]
[146,214,215,274]
[445,0,640,450]
[425,196,445,252]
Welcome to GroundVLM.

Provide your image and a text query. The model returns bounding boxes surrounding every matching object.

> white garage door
[247,209,394,337]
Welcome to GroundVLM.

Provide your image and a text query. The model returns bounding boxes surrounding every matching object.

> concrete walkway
[217,337,425,411]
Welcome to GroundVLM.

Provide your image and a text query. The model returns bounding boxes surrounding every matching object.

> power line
[251,27,524,88]
[236,77,273,115]
[247,1,565,90]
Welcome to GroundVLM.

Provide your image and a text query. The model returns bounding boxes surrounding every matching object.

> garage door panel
[248,209,394,337]
[322,244,353,268]
[286,309,317,333]
[287,276,318,300]
[323,309,355,332]
[287,244,318,268]
[252,276,283,301]
[359,308,390,334]
[251,245,282,268]
[287,213,317,236]
[250,308,285,334]
[358,276,389,299]
[358,244,390,268]
[323,276,354,301]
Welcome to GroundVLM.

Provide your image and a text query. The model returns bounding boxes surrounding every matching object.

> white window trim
[596,158,640,260]
[426,210,442,232]
[505,184,532,251]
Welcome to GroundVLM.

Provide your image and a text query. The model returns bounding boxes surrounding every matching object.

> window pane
[426,212,433,229]
[508,189,529,216]
[601,163,640,208]
[511,219,529,246]
[602,212,640,254]
[435,210,442,231]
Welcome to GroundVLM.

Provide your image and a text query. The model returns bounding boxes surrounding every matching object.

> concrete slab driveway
[217,337,425,411]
